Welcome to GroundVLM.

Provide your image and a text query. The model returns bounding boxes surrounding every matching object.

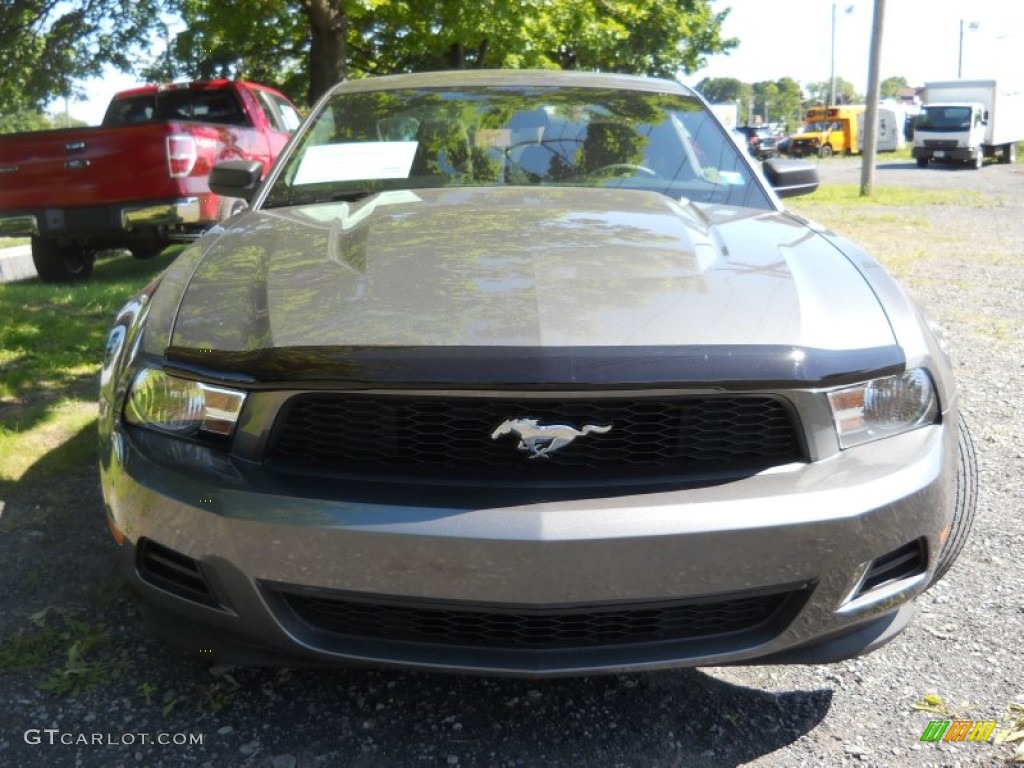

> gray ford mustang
[99,70,977,676]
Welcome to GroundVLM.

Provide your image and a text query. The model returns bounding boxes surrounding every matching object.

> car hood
[161,186,900,386]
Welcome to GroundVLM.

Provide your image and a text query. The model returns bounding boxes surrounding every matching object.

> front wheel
[1002,143,1017,164]
[916,156,928,168]
[30,237,95,282]
[819,144,834,158]
[932,415,979,583]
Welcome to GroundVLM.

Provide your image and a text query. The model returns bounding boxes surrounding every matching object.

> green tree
[693,77,751,107]
[770,77,804,132]
[0,0,166,116]
[0,111,54,135]
[696,77,802,130]
[751,81,778,124]
[153,0,738,106]
[804,77,861,106]
[881,75,909,99]
[143,0,315,101]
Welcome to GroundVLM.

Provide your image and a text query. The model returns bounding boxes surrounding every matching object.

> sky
[683,0,1022,95]
[58,0,1022,125]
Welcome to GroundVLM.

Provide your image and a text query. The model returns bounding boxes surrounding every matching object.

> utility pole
[860,0,885,197]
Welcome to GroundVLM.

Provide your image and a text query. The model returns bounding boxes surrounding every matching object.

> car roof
[327,69,693,98]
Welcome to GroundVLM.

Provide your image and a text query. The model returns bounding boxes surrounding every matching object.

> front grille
[264,394,804,482]
[923,139,958,149]
[273,587,804,650]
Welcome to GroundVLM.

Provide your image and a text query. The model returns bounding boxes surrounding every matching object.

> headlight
[123,368,247,438]
[827,369,938,449]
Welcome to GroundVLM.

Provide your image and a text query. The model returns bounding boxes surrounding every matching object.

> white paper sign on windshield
[293,141,418,185]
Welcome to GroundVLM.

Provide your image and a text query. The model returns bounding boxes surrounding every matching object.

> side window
[273,96,303,132]
[255,90,303,134]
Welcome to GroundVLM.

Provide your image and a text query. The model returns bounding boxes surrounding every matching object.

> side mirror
[762,158,819,199]
[209,160,265,202]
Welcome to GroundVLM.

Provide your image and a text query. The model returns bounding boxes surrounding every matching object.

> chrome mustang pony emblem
[490,418,612,459]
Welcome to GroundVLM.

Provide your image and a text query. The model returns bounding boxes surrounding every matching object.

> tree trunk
[305,0,348,105]
[445,42,465,69]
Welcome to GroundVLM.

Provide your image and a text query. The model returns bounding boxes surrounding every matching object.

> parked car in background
[99,69,976,677]
[0,79,301,281]
[733,124,778,159]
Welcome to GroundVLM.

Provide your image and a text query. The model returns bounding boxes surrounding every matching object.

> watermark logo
[920,720,997,743]
[24,729,204,747]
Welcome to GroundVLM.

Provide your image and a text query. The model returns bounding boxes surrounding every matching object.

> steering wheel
[585,163,659,179]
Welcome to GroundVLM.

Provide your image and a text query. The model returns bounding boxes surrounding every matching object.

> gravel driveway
[1,157,1022,768]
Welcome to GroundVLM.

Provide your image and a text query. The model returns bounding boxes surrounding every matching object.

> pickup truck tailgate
[0,122,246,211]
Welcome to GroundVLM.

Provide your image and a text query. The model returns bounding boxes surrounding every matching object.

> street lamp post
[958,19,979,78]
[830,3,856,106]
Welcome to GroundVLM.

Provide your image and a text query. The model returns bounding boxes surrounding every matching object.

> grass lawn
[0,249,182,493]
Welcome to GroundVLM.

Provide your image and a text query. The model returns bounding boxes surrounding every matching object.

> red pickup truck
[0,79,301,281]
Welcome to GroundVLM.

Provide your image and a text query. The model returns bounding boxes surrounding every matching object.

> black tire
[30,237,95,282]
[932,415,978,583]
[819,144,834,158]
[916,157,928,168]
[1002,143,1017,164]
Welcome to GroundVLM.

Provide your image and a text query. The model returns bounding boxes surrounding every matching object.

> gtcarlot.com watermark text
[25,729,204,747]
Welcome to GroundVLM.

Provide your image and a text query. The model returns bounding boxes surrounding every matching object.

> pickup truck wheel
[31,238,95,282]
[1002,143,1017,164]
[915,157,928,168]
[932,415,979,583]
[819,145,834,158]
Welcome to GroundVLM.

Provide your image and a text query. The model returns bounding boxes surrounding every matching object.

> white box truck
[913,79,1024,169]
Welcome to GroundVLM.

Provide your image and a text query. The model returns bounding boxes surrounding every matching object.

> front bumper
[912,146,975,163]
[787,140,819,158]
[101,422,954,676]
[99,411,954,675]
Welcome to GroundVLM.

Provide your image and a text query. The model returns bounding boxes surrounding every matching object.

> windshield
[916,106,972,131]
[800,121,831,133]
[262,85,769,210]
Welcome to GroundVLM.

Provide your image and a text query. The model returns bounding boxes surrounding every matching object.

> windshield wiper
[305,189,377,204]
[263,189,378,209]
